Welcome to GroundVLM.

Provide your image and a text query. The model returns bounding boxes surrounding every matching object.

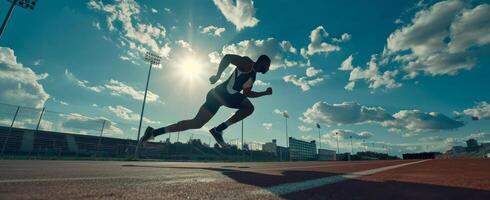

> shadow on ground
[122,164,490,200]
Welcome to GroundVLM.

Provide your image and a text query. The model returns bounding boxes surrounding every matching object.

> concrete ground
[0,159,489,199]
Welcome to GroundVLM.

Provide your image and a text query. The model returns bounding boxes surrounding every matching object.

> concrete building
[318,149,336,161]
[276,146,289,161]
[289,137,316,161]
[466,139,479,151]
[262,139,277,156]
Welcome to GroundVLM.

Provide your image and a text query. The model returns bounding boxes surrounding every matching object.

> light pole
[135,51,161,158]
[350,135,353,155]
[282,111,289,148]
[316,123,321,151]
[335,131,339,154]
[241,120,244,150]
[1,0,37,39]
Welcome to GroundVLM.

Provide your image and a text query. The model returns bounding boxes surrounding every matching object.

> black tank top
[215,68,256,95]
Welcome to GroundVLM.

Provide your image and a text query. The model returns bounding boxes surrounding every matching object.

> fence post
[35,107,45,131]
[1,106,20,158]
[95,120,106,159]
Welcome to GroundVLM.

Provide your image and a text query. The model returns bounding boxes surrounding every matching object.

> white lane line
[253,160,429,196]
[246,160,401,172]
[0,173,206,183]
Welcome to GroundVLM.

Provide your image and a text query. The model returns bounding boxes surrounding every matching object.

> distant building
[318,149,336,160]
[289,137,316,161]
[451,146,466,153]
[466,139,479,151]
[403,152,440,159]
[276,146,289,161]
[262,139,277,156]
[336,153,351,161]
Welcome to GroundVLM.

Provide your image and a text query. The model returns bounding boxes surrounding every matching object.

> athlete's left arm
[243,87,272,98]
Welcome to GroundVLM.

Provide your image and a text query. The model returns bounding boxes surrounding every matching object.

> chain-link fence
[0,103,280,161]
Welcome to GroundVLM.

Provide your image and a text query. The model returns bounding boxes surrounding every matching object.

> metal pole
[0,0,18,39]
[35,107,45,131]
[241,120,244,150]
[318,127,321,150]
[350,135,354,155]
[95,120,106,158]
[135,62,153,158]
[285,117,288,148]
[177,132,180,142]
[336,132,339,153]
[1,106,20,157]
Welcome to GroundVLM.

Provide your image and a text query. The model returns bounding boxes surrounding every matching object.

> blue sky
[1,0,489,156]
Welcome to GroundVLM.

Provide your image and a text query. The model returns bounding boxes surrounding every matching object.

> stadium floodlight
[335,131,339,154]
[282,111,289,149]
[1,0,38,39]
[135,51,161,158]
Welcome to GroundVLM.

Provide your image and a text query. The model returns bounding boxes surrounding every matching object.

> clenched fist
[265,87,273,95]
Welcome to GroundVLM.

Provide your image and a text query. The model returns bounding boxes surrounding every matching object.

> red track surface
[0,159,488,199]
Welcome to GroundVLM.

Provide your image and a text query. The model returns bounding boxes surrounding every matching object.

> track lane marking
[253,159,430,196]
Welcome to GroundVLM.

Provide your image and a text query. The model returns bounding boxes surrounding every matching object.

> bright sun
[170,54,209,92]
[179,56,204,81]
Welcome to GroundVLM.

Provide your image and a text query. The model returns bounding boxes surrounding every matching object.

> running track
[0,159,489,199]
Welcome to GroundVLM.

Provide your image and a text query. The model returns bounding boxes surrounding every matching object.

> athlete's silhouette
[140,54,272,147]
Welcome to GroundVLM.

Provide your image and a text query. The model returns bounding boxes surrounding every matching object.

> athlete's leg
[152,106,215,137]
[213,98,254,132]
[226,99,254,125]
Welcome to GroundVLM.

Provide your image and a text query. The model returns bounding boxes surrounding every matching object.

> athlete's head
[255,55,271,74]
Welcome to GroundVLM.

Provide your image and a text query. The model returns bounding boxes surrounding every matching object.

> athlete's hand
[209,75,220,84]
[265,87,273,95]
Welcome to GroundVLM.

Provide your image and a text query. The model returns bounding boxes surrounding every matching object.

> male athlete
[140,54,272,147]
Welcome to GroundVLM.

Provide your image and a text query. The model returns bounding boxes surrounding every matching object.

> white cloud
[104,79,160,103]
[284,66,325,91]
[92,21,101,30]
[332,33,352,42]
[253,80,270,87]
[382,110,464,133]
[0,47,49,108]
[176,40,193,52]
[88,0,170,63]
[306,67,322,77]
[213,0,259,31]
[108,105,140,121]
[33,59,42,66]
[454,101,490,120]
[279,41,297,54]
[274,109,289,118]
[60,101,69,105]
[218,37,299,70]
[301,101,393,125]
[384,0,490,78]
[283,75,324,91]
[151,8,158,13]
[262,123,272,130]
[298,125,312,132]
[107,105,161,125]
[345,54,401,91]
[64,69,104,93]
[200,25,226,37]
[208,51,221,64]
[300,26,340,58]
[338,55,354,71]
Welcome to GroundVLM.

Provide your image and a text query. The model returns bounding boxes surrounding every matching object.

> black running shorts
[202,88,246,114]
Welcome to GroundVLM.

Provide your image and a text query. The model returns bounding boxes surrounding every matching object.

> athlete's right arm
[209,54,243,84]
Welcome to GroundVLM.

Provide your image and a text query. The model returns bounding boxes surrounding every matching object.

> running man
[140,54,272,147]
